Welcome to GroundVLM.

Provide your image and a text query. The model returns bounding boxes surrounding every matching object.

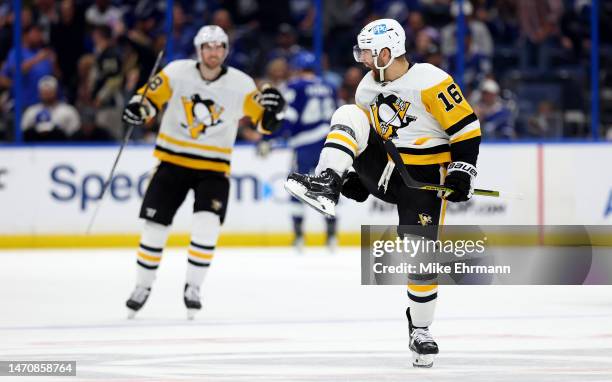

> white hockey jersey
[355,63,481,165]
[138,59,264,174]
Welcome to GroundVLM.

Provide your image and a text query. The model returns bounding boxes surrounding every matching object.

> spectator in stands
[446,30,492,90]
[170,3,197,60]
[264,57,289,88]
[122,7,158,86]
[0,23,58,108]
[472,78,515,140]
[31,0,59,42]
[424,43,444,67]
[441,0,493,58]
[267,23,304,64]
[405,10,439,53]
[212,9,261,75]
[21,75,80,141]
[71,107,113,141]
[0,8,10,65]
[411,29,439,63]
[337,66,364,105]
[90,25,123,140]
[516,0,564,71]
[323,0,359,70]
[559,0,591,65]
[75,54,94,111]
[85,0,123,33]
[527,100,563,138]
[0,6,34,64]
[50,0,86,103]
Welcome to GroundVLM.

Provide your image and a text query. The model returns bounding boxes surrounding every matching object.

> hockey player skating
[260,51,339,251]
[122,25,285,319]
[285,19,481,367]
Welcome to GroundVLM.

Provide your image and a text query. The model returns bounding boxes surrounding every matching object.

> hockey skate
[293,235,305,254]
[284,169,342,218]
[184,284,202,320]
[326,235,338,253]
[407,309,439,368]
[126,285,151,319]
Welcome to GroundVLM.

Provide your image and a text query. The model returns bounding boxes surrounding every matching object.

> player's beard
[363,56,391,82]
[364,63,383,82]
[203,58,222,70]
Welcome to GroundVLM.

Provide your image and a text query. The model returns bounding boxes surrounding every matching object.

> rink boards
[0,143,610,247]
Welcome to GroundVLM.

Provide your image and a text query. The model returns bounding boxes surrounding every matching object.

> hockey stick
[86,50,164,234]
[382,139,522,199]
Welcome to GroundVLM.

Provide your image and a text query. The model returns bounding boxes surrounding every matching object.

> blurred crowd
[1,0,611,142]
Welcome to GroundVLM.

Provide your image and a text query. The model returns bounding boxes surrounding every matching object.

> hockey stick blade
[382,140,515,199]
[85,50,165,234]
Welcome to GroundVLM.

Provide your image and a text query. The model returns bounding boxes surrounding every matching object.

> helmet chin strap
[373,54,395,82]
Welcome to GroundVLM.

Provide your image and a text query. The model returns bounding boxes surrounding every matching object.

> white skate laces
[411,328,434,343]
[185,285,201,302]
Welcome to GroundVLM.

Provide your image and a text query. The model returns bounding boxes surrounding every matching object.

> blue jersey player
[266,51,338,251]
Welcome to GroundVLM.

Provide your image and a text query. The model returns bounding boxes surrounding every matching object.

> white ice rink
[1,247,611,381]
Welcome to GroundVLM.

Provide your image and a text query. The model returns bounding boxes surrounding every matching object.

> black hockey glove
[341,171,369,202]
[260,87,285,114]
[259,87,286,134]
[122,100,148,126]
[443,161,477,202]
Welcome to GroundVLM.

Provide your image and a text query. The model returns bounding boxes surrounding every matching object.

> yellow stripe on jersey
[157,132,232,154]
[450,127,481,144]
[138,70,172,111]
[243,90,264,125]
[407,284,438,292]
[421,76,474,132]
[188,249,214,260]
[153,150,230,173]
[326,132,358,153]
[400,152,451,165]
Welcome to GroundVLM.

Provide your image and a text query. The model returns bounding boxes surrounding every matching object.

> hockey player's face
[355,48,390,74]
[354,47,374,68]
[200,42,226,69]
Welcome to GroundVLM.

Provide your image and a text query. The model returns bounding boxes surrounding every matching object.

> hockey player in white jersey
[285,19,481,367]
[122,25,285,319]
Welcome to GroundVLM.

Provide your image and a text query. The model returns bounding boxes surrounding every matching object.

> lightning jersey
[280,76,337,173]
[355,63,481,166]
[138,59,264,174]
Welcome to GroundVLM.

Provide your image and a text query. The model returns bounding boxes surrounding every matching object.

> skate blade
[186,308,199,320]
[127,308,138,320]
[284,179,335,218]
[411,352,435,368]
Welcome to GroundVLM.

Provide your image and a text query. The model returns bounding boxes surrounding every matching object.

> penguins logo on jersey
[369,93,417,140]
[418,213,433,226]
[181,94,225,139]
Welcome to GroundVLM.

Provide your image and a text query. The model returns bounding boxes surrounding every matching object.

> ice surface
[1,247,611,381]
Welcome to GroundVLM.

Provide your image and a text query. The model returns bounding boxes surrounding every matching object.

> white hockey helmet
[353,18,406,81]
[193,25,229,61]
